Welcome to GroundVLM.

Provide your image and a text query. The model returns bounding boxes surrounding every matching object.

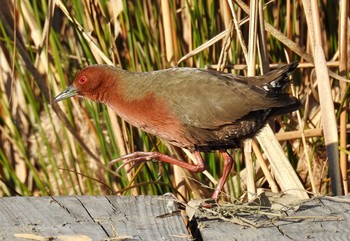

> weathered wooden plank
[3,195,349,241]
[197,196,350,241]
[0,195,191,241]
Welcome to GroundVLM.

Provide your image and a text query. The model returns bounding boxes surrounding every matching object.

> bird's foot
[109,151,161,173]
[109,150,207,174]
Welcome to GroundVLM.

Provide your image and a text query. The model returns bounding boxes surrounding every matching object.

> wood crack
[75,196,110,238]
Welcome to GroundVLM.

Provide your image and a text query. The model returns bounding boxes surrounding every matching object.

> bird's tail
[261,60,299,93]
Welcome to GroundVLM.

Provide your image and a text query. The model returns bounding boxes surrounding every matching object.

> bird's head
[53,65,120,103]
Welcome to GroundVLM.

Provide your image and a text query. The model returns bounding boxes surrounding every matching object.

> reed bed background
[0,0,349,201]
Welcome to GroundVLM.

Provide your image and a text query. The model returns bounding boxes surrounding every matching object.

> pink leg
[211,150,234,200]
[110,149,234,201]
[109,150,206,173]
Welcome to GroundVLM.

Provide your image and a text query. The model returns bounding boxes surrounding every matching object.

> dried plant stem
[303,0,342,195]
[252,140,278,193]
[257,0,269,72]
[244,139,255,200]
[161,0,175,66]
[338,0,349,194]
[177,29,228,66]
[228,0,248,61]
[276,129,323,141]
[244,0,259,200]
[247,0,258,76]
[217,22,234,71]
[297,106,317,194]
[256,126,308,198]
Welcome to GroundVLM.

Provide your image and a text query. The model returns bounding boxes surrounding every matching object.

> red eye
[79,76,87,84]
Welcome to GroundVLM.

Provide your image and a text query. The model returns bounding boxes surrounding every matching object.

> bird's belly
[138,121,193,148]
[188,112,270,151]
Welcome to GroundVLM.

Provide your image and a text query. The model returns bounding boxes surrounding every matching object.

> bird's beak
[53,85,78,103]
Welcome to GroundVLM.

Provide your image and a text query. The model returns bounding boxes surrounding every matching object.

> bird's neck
[117,71,154,100]
[99,70,153,111]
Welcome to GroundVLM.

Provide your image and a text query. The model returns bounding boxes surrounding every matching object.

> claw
[109,152,160,173]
